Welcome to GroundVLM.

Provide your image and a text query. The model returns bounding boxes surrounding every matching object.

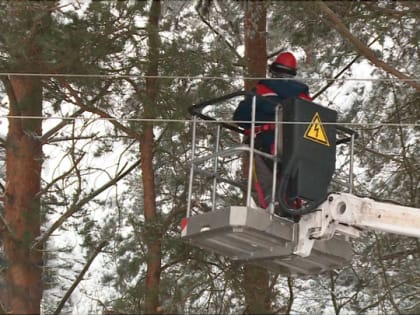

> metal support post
[211,125,221,211]
[246,95,257,207]
[187,116,198,218]
[349,133,355,193]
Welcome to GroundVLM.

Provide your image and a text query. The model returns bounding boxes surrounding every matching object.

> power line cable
[0,115,418,128]
[1,72,419,82]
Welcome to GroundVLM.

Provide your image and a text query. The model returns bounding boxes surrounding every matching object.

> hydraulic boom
[296,193,420,257]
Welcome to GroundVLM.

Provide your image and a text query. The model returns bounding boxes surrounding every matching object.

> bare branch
[53,241,108,315]
[33,159,141,249]
[39,152,85,196]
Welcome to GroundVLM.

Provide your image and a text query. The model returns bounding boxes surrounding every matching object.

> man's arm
[233,99,252,128]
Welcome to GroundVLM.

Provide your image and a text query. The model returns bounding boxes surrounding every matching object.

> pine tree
[0,1,147,312]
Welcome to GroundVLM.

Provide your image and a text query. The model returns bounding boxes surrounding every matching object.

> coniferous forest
[0,1,418,314]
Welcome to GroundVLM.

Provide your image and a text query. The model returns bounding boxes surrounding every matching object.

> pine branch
[286,276,294,314]
[41,73,113,138]
[1,76,20,115]
[0,300,6,315]
[329,271,340,314]
[60,79,143,142]
[196,6,243,64]
[358,145,402,164]
[375,234,402,313]
[380,248,419,261]
[316,1,420,91]
[313,35,381,100]
[364,2,417,18]
[32,159,141,249]
[53,240,108,315]
[0,213,17,241]
[40,108,85,144]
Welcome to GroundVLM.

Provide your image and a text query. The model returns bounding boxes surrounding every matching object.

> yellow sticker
[304,112,330,146]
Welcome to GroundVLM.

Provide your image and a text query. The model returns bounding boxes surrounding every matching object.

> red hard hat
[275,52,297,69]
[270,52,297,76]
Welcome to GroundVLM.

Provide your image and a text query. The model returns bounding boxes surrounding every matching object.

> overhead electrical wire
[0,72,419,82]
[0,115,418,128]
[0,72,418,128]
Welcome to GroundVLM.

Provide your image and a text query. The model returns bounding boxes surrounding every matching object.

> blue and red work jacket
[233,78,311,154]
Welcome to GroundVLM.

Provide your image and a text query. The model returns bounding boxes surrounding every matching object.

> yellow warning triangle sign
[304,112,330,146]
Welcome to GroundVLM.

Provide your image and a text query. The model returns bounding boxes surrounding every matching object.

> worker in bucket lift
[233,51,311,215]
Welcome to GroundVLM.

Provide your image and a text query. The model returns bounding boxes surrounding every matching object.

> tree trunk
[141,0,162,314]
[243,2,272,314]
[2,76,43,314]
[244,1,268,91]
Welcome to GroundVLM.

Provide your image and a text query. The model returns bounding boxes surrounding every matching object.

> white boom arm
[295,193,420,257]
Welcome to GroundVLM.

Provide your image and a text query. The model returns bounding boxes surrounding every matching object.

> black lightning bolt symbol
[314,123,320,137]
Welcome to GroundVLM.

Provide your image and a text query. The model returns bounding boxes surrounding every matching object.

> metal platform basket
[182,92,358,276]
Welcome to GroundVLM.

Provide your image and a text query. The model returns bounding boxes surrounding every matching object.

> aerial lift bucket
[182,92,358,276]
